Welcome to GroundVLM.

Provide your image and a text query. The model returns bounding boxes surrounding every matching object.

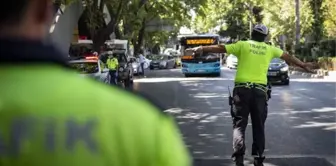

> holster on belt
[229,96,233,106]
[228,86,233,106]
[267,83,272,100]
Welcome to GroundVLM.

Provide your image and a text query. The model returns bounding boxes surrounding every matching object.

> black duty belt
[234,82,268,93]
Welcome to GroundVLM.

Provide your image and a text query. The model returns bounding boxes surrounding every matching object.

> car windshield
[146,55,155,60]
[191,52,219,58]
[113,53,127,63]
[152,56,166,60]
[184,45,210,49]
[69,43,93,57]
[70,62,99,74]
[271,58,284,63]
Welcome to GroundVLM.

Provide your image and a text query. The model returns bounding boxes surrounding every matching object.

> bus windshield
[184,44,214,49]
[179,36,220,61]
[180,36,219,52]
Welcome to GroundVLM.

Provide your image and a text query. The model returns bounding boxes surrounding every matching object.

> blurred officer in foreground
[106,51,119,85]
[186,24,313,166]
[0,0,190,166]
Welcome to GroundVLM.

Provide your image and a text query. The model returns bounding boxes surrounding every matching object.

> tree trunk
[248,4,253,38]
[152,43,160,54]
[99,0,105,11]
[115,27,123,39]
[92,0,124,51]
[133,19,146,55]
[295,0,301,47]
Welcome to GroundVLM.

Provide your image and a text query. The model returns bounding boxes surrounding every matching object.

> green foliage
[319,39,336,56]
[318,56,336,70]
[193,0,332,45]
[309,0,325,42]
[82,0,336,54]
[322,0,336,37]
[112,0,207,53]
[84,0,106,38]
[193,0,266,39]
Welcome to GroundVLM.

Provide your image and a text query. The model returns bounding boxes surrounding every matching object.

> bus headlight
[280,66,288,72]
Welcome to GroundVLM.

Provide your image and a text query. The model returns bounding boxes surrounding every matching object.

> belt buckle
[246,82,253,88]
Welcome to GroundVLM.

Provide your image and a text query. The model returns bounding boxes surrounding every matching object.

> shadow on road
[194,157,335,166]
[133,75,336,166]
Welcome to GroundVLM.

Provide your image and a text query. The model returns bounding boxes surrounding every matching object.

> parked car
[69,56,109,83]
[268,58,290,85]
[149,54,176,70]
[226,54,238,69]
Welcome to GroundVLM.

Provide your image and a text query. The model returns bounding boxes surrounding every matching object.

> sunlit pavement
[134,68,336,166]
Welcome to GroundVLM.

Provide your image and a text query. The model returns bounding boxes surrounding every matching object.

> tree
[76,0,208,53]
[309,0,325,42]
[193,0,264,40]
[91,0,131,51]
[295,0,301,47]
[323,0,336,37]
[260,0,313,52]
[116,0,206,55]
[83,0,106,41]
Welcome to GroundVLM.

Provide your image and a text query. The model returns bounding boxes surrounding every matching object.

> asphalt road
[133,68,336,166]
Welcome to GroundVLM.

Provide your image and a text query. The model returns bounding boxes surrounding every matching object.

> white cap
[253,24,269,35]
[93,52,98,56]
[107,51,113,55]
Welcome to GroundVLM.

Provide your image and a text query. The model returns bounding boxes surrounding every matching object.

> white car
[69,56,109,83]
[226,54,238,69]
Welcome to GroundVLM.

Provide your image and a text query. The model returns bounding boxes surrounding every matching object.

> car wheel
[214,72,221,77]
[185,74,191,77]
[117,81,125,88]
[150,67,153,70]
[124,79,133,90]
[283,79,290,85]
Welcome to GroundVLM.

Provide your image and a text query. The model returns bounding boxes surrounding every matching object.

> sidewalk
[324,71,336,81]
[289,69,324,78]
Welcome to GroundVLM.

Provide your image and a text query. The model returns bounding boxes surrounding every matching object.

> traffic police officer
[0,0,190,166]
[187,24,313,166]
[106,51,119,85]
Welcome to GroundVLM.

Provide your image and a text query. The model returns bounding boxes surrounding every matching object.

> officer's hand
[302,62,316,73]
[185,46,203,54]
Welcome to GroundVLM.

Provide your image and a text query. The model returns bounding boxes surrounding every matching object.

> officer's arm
[201,45,227,53]
[280,52,306,69]
[156,115,191,166]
